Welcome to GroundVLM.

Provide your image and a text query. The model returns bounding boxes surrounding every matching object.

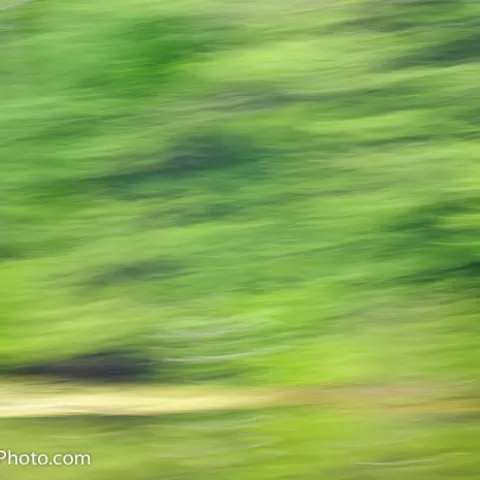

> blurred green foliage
[0,0,479,385]
[2,407,480,480]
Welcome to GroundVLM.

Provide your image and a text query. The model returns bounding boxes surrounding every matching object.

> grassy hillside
[0,0,479,385]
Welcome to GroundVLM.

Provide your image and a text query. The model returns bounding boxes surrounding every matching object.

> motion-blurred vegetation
[1,1,479,479]
[0,0,479,387]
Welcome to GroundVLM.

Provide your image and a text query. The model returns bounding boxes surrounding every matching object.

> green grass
[1,407,479,479]
[0,0,479,387]
[1,2,480,478]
